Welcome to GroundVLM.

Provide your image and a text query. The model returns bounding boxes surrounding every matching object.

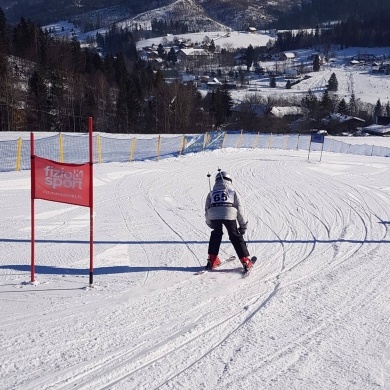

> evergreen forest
[0,8,234,133]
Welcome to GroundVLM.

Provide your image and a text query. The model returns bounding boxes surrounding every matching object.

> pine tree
[286,80,292,89]
[328,73,338,91]
[209,39,216,53]
[348,93,358,116]
[338,98,348,114]
[157,43,165,59]
[385,101,390,116]
[313,54,320,71]
[374,99,382,118]
[116,75,142,133]
[245,44,255,71]
[209,86,233,127]
[303,89,318,113]
[320,90,333,113]
[26,69,49,131]
[270,75,276,88]
[0,7,7,47]
[167,47,177,65]
[221,83,234,119]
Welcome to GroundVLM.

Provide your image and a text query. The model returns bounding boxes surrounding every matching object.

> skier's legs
[208,220,223,255]
[223,220,250,258]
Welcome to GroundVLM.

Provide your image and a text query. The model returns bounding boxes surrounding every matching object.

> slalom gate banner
[30,117,94,285]
[310,133,325,144]
[32,157,91,207]
[308,132,325,162]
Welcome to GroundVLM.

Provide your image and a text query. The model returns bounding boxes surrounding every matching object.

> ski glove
[206,220,215,229]
[238,222,248,235]
[238,226,247,235]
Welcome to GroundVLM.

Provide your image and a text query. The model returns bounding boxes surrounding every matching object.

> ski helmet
[215,171,232,182]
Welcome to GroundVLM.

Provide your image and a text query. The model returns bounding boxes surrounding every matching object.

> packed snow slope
[0,148,390,390]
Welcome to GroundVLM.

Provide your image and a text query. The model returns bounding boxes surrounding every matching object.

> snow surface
[1,147,390,389]
[136,30,274,50]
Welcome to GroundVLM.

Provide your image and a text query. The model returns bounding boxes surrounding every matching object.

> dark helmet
[215,171,232,183]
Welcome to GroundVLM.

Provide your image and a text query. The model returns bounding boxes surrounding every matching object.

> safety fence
[1,131,390,172]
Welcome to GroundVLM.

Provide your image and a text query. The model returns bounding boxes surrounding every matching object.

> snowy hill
[1,0,299,30]
[1,147,389,389]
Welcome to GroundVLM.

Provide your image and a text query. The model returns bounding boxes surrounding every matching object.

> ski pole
[207,172,211,192]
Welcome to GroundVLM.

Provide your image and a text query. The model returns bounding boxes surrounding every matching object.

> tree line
[274,0,390,31]
[0,9,234,133]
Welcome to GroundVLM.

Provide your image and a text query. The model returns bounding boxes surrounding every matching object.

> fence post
[236,129,243,148]
[130,138,137,162]
[253,132,260,148]
[15,138,22,171]
[179,134,185,155]
[221,131,227,149]
[203,132,209,151]
[97,134,102,164]
[268,133,272,149]
[59,133,64,162]
[284,134,289,150]
[157,135,161,161]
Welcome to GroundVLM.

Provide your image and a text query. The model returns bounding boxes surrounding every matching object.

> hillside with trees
[0,8,236,134]
[274,0,390,30]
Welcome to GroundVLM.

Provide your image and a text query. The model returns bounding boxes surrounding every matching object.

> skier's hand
[238,226,247,235]
[206,221,214,229]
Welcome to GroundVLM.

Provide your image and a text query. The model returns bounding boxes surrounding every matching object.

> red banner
[32,156,91,207]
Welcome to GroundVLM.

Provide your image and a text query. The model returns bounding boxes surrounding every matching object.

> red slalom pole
[30,133,35,283]
[88,117,94,286]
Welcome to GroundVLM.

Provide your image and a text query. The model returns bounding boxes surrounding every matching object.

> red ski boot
[240,257,253,273]
[205,254,221,270]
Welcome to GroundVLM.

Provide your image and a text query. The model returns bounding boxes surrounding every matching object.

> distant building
[352,54,376,62]
[377,116,390,126]
[359,124,390,136]
[270,106,305,118]
[321,113,365,133]
[177,48,209,61]
[280,52,296,61]
[160,69,180,82]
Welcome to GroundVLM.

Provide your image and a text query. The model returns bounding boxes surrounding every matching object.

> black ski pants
[208,219,249,259]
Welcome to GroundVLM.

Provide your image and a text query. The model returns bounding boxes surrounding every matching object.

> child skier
[205,170,253,272]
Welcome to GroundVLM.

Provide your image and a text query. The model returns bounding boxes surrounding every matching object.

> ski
[242,256,257,277]
[194,255,236,275]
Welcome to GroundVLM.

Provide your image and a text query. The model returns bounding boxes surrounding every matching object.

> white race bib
[210,189,235,208]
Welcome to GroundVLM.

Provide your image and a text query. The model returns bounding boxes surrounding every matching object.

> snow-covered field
[232,52,390,106]
[1,147,390,389]
[136,30,274,50]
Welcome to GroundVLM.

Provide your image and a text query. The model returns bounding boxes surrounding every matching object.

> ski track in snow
[0,149,389,390]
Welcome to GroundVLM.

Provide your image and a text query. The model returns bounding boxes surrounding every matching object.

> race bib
[210,189,235,207]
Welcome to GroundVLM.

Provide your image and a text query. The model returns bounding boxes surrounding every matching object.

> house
[376,116,390,126]
[321,113,365,133]
[280,52,296,61]
[231,103,305,119]
[247,27,257,33]
[160,69,180,83]
[270,106,305,118]
[358,124,390,136]
[353,53,376,62]
[176,48,209,61]
[139,48,160,61]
